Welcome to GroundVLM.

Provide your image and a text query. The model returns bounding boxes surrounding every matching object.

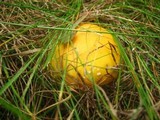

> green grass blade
[0,54,37,95]
[0,97,30,120]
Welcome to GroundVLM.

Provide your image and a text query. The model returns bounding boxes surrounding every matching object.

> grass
[0,0,160,120]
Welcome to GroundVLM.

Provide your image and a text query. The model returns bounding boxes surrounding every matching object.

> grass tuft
[0,0,160,120]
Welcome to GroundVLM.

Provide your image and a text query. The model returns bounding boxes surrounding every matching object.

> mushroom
[51,23,121,89]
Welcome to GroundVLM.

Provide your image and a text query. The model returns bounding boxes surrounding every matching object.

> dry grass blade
[3,48,41,57]
[97,85,118,119]
[36,94,71,115]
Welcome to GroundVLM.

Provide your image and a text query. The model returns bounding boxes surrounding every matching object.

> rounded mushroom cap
[51,23,121,89]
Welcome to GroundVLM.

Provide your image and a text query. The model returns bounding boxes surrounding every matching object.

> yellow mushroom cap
[51,23,120,89]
